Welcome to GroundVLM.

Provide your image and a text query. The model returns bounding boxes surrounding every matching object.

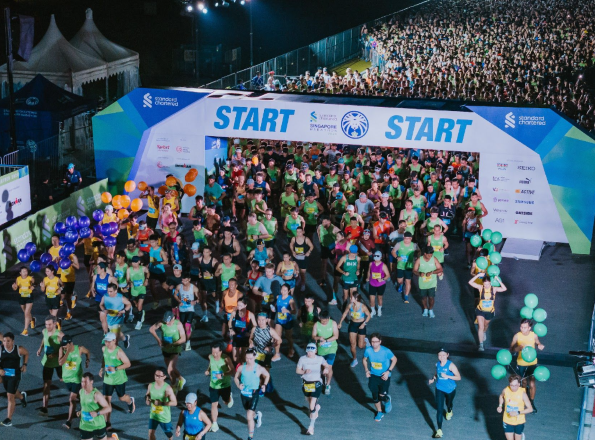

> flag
[17,15,34,61]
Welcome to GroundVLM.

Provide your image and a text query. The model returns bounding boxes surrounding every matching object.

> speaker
[574,361,595,387]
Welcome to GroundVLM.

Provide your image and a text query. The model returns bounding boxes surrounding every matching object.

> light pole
[249,0,253,67]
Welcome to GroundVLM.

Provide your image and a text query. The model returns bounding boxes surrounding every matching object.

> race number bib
[371,362,383,371]
[303,382,316,393]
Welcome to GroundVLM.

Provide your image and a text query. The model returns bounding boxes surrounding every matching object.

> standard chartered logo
[77,196,86,217]
[42,215,53,242]
[143,93,152,108]
[505,112,515,129]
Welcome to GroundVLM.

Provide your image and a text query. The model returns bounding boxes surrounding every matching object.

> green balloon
[476,256,488,270]
[483,242,495,253]
[524,293,538,309]
[533,308,547,323]
[487,265,500,277]
[491,364,507,380]
[534,366,550,382]
[496,349,512,366]
[470,235,482,248]
[521,346,537,363]
[491,231,503,245]
[489,251,502,265]
[482,229,493,241]
[533,323,547,337]
[491,279,501,287]
[520,306,534,319]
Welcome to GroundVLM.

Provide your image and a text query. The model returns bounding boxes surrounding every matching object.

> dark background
[0,0,418,87]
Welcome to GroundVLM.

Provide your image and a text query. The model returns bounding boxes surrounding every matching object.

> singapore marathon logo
[341,111,369,139]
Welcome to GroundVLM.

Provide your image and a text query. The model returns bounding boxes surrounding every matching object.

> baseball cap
[363,229,371,234]
[222,216,231,222]
[191,242,200,250]
[374,251,383,259]
[185,393,198,404]
[349,245,359,253]
[347,204,355,211]
[131,256,141,263]
[256,239,264,245]
[380,211,389,219]
[404,231,413,238]
[61,335,73,346]
[247,178,255,185]
[336,192,343,200]
[173,264,182,271]
[306,343,317,351]
[68,163,75,169]
[208,174,215,180]
[381,192,389,198]
[163,311,175,323]
[103,332,117,343]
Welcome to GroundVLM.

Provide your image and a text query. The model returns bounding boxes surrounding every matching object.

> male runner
[150,311,186,393]
[59,335,90,429]
[413,247,443,318]
[78,373,111,440]
[37,315,63,416]
[363,333,397,422]
[391,231,418,303]
[204,343,235,432]
[0,332,28,426]
[296,343,330,435]
[312,310,339,395]
[147,367,177,440]
[99,283,132,348]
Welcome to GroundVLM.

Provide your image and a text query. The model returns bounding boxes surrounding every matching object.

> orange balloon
[124,180,136,192]
[137,181,147,191]
[101,192,112,204]
[117,209,129,220]
[165,176,177,187]
[185,170,196,182]
[112,195,122,210]
[158,185,167,196]
[120,195,131,209]
[130,198,143,212]
[184,184,196,196]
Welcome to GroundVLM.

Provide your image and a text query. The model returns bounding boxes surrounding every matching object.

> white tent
[0,15,108,97]
[70,9,140,97]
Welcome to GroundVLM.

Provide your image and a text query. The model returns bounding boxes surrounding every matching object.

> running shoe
[445,410,453,420]
[127,313,134,323]
[232,216,238,223]
[434,428,443,438]
[71,297,77,309]
[86,290,92,298]
[350,358,358,368]
[377,308,382,317]
[255,411,263,428]
[178,377,186,390]
[135,321,143,330]
[60,300,64,307]
[384,395,392,413]
[112,435,120,440]
[397,284,403,293]
[370,308,376,318]
[478,343,484,352]
[325,385,331,395]
[185,341,191,351]
[300,284,306,292]
[21,391,27,408]
[63,420,71,429]
[20,329,28,336]
[429,310,435,318]
[374,412,384,422]
[227,394,234,408]
[215,301,220,314]
[328,299,338,305]
[125,335,131,349]
[141,310,146,322]
[210,422,219,432]
[128,396,136,413]
[200,314,209,323]
[152,302,159,310]
[306,427,314,435]
[364,337,371,348]
[1,418,12,427]
[39,407,48,416]
[403,295,409,304]
[422,309,429,317]
[31,317,36,328]
[531,400,537,414]
[65,313,72,321]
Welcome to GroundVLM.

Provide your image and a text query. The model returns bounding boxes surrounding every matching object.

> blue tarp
[0,74,96,154]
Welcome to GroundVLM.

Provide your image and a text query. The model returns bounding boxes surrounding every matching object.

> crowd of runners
[0,140,546,440]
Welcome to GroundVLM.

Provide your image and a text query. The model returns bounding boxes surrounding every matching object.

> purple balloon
[64,229,78,243]
[59,247,68,258]
[104,236,117,247]
[54,222,66,234]
[79,227,91,239]
[29,260,41,272]
[65,216,78,229]
[59,237,67,246]
[40,252,52,265]
[17,249,30,263]
[59,258,71,270]
[109,222,118,235]
[25,242,37,256]
[93,209,104,222]
[101,224,112,236]
[63,243,76,255]
[93,224,103,236]
[79,216,91,229]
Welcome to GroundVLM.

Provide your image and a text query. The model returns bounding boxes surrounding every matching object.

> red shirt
[345,225,363,242]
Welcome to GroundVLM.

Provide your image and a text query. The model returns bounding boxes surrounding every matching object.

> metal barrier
[577,304,595,439]
[202,0,432,91]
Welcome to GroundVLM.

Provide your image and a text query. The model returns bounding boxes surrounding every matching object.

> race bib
[303,382,316,393]
[481,300,493,310]
[371,362,383,370]
[108,309,120,317]
[506,404,519,416]
[238,195,244,200]
[295,247,304,254]
[106,365,116,375]
[263,294,271,303]
[258,260,266,267]
[400,255,408,262]
[320,341,332,348]
[443,218,451,224]
[211,370,222,381]
[163,336,173,344]
[241,388,254,397]
[65,361,77,371]
[21,290,31,297]
[422,275,432,282]
[290,223,298,230]
[119,282,128,289]
[255,352,265,361]
[82,411,94,422]
[351,312,362,320]
[133,279,143,287]
[203,273,213,280]
[151,404,164,414]
[235,320,246,329]
[4,368,15,377]
[149,207,156,214]
[372,272,381,280]
[222,280,229,290]
[277,312,288,321]
[433,246,441,252]
[45,345,54,355]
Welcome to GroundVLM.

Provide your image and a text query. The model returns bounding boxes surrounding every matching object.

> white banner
[0,166,31,226]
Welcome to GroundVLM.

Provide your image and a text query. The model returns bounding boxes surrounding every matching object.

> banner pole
[3,7,17,153]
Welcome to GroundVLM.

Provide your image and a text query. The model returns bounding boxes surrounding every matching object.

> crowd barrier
[0,178,108,273]
[577,304,595,439]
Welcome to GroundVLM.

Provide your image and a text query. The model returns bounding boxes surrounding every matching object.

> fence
[202,0,432,91]
[577,304,595,439]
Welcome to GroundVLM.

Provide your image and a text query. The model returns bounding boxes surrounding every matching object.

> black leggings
[436,388,456,429]
[179,311,194,326]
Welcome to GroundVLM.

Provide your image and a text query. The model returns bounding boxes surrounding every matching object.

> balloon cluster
[100,180,144,222]
[157,169,198,197]
[491,293,550,382]
[471,229,503,286]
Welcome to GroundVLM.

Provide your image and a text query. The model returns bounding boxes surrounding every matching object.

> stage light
[186,4,194,12]
[240,0,245,4]
[197,2,204,10]
[202,7,208,13]
[222,0,229,6]
[215,1,219,6]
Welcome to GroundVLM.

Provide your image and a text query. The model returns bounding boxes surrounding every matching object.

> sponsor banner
[0,166,31,226]
[0,179,107,272]
[205,136,228,175]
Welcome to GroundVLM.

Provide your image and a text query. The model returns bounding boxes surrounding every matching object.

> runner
[228,298,256,365]
[204,343,235,433]
[146,367,177,440]
[363,333,397,422]
[316,216,340,287]
[222,278,243,343]
[289,227,314,292]
[126,256,150,330]
[246,212,271,253]
[274,283,297,359]
[91,263,117,331]
[497,375,533,440]
[428,348,461,438]
[175,392,212,439]
[99,283,132,347]
[509,319,545,413]
[366,251,390,317]
[163,265,183,312]
[215,254,241,316]
[78,373,111,440]
[149,311,187,394]
[148,234,169,307]
[12,267,35,336]
[468,274,508,351]
[276,252,299,292]
[58,334,90,429]
[413,247,443,318]
[391,231,418,303]
[250,313,282,365]
[37,315,63,416]
[336,245,361,302]
[312,310,339,395]
[338,293,371,367]
[197,247,218,322]
[234,349,270,440]
[297,295,320,345]
[250,239,274,269]
[427,225,449,267]
[300,192,324,239]
[251,264,284,312]
[283,207,306,239]
[296,343,330,435]
[58,251,79,320]
[399,199,419,235]
[113,251,129,300]
[174,274,199,351]
[0,332,28,426]
[40,265,63,326]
